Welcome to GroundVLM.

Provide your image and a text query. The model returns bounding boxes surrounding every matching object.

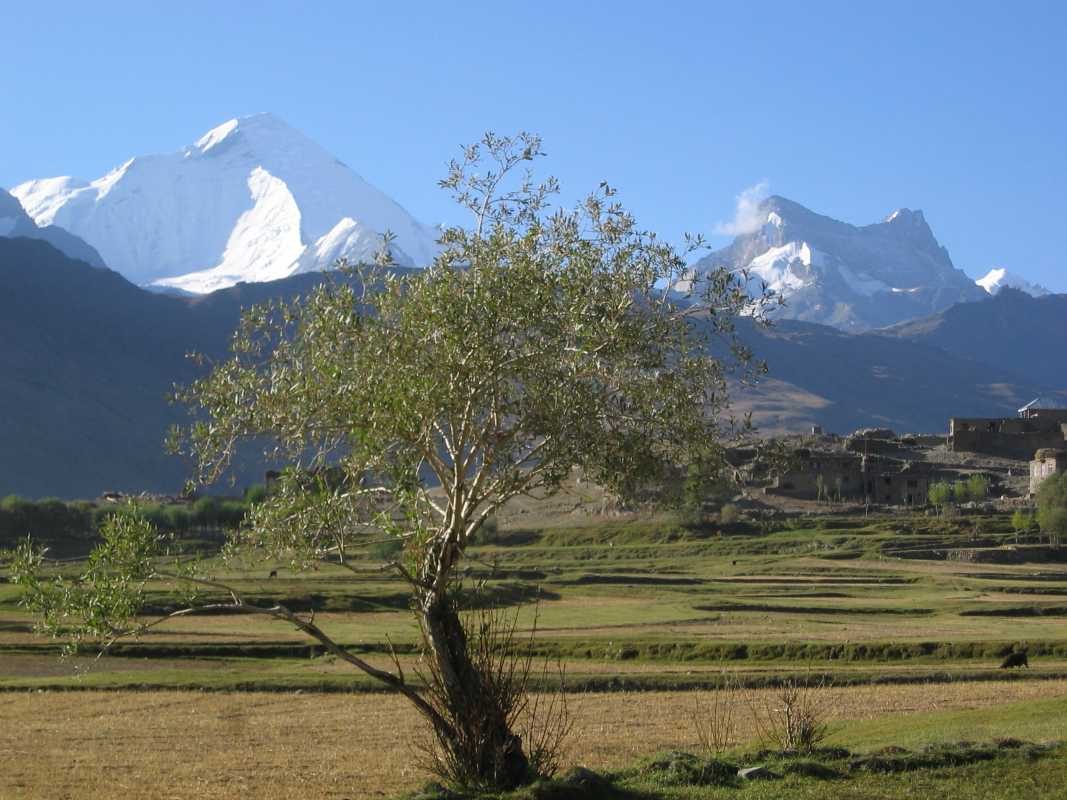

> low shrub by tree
[10,133,772,791]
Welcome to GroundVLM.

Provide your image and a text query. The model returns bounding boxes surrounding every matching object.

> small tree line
[0,487,266,545]
[927,474,990,512]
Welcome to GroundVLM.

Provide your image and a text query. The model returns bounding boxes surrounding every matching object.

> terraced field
[3,509,1066,797]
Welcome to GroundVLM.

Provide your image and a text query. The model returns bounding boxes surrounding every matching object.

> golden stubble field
[3,680,1065,800]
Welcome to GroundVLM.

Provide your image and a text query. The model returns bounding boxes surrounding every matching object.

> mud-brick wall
[951,430,1066,460]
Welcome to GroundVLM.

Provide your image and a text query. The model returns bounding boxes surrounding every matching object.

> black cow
[268,569,278,579]
[1000,651,1029,669]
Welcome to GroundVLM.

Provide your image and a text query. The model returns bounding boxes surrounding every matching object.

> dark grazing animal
[1000,651,1029,669]
[268,570,278,579]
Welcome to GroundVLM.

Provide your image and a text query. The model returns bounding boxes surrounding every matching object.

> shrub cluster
[0,486,268,546]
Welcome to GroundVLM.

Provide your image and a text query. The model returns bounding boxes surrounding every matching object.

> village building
[1030,449,1067,496]
[949,398,1067,460]
[769,448,936,506]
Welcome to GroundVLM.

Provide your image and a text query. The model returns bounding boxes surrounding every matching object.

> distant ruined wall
[949,416,1067,460]
[950,430,1066,460]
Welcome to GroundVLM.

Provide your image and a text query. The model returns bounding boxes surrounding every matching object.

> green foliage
[16,131,775,793]
[368,536,405,562]
[9,506,166,650]
[719,504,740,525]
[1010,509,1034,533]
[967,474,990,502]
[0,495,96,546]
[954,474,991,505]
[1036,472,1067,545]
[928,482,953,509]
[470,516,501,545]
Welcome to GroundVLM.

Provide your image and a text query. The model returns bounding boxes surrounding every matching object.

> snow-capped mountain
[975,267,1050,297]
[688,196,987,331]
[11,113,439,293]
[0,188,105,267]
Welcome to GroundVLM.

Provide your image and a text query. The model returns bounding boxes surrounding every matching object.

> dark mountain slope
[878,289,1067,383]
[0,188,106,268]
[0,238,201,497]
[1,238,1060,497]
[0,240,407,498]
[728,317,1060,434]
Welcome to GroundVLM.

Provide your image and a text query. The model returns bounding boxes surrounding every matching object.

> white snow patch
[746,241,818,295]
[976,267,1050,297]
[194,119,240,154]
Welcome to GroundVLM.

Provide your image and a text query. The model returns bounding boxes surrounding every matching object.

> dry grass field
[3,681,1066,799]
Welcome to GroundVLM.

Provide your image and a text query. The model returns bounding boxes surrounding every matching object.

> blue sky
[4,1,1065,289]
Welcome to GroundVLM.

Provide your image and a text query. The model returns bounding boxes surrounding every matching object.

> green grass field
[3,510,1066,690]
[2,508,1066,798]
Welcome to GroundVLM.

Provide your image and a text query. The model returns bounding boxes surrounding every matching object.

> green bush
[1011,508,1035,533]
[928,482,953,510]
[719,504,740,525]
[368,537,404,561]
[1037,472,1067,546]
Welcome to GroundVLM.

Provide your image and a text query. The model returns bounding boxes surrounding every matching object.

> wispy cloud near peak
[714,181,770,236]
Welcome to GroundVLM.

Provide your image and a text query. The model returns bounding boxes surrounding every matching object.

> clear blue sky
[4,1,1065,289]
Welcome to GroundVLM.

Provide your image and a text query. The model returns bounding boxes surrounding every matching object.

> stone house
[949,411,1067,460]
[770,449,935,506]
[1030,449,1067,496]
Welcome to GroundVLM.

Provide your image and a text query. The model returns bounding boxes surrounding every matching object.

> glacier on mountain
[975,267,1050,297]
[11,113,440,292]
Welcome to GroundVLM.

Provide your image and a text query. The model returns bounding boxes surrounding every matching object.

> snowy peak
[884,207,924,225]
[691,196,986,331]
[976,267,1050,297]
[11,113,440,292]
[188,113,320,160]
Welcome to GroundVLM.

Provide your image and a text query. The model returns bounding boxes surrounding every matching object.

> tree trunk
[419,594,530,789]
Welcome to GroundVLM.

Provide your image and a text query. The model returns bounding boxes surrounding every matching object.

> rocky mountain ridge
[689,196,989,331]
